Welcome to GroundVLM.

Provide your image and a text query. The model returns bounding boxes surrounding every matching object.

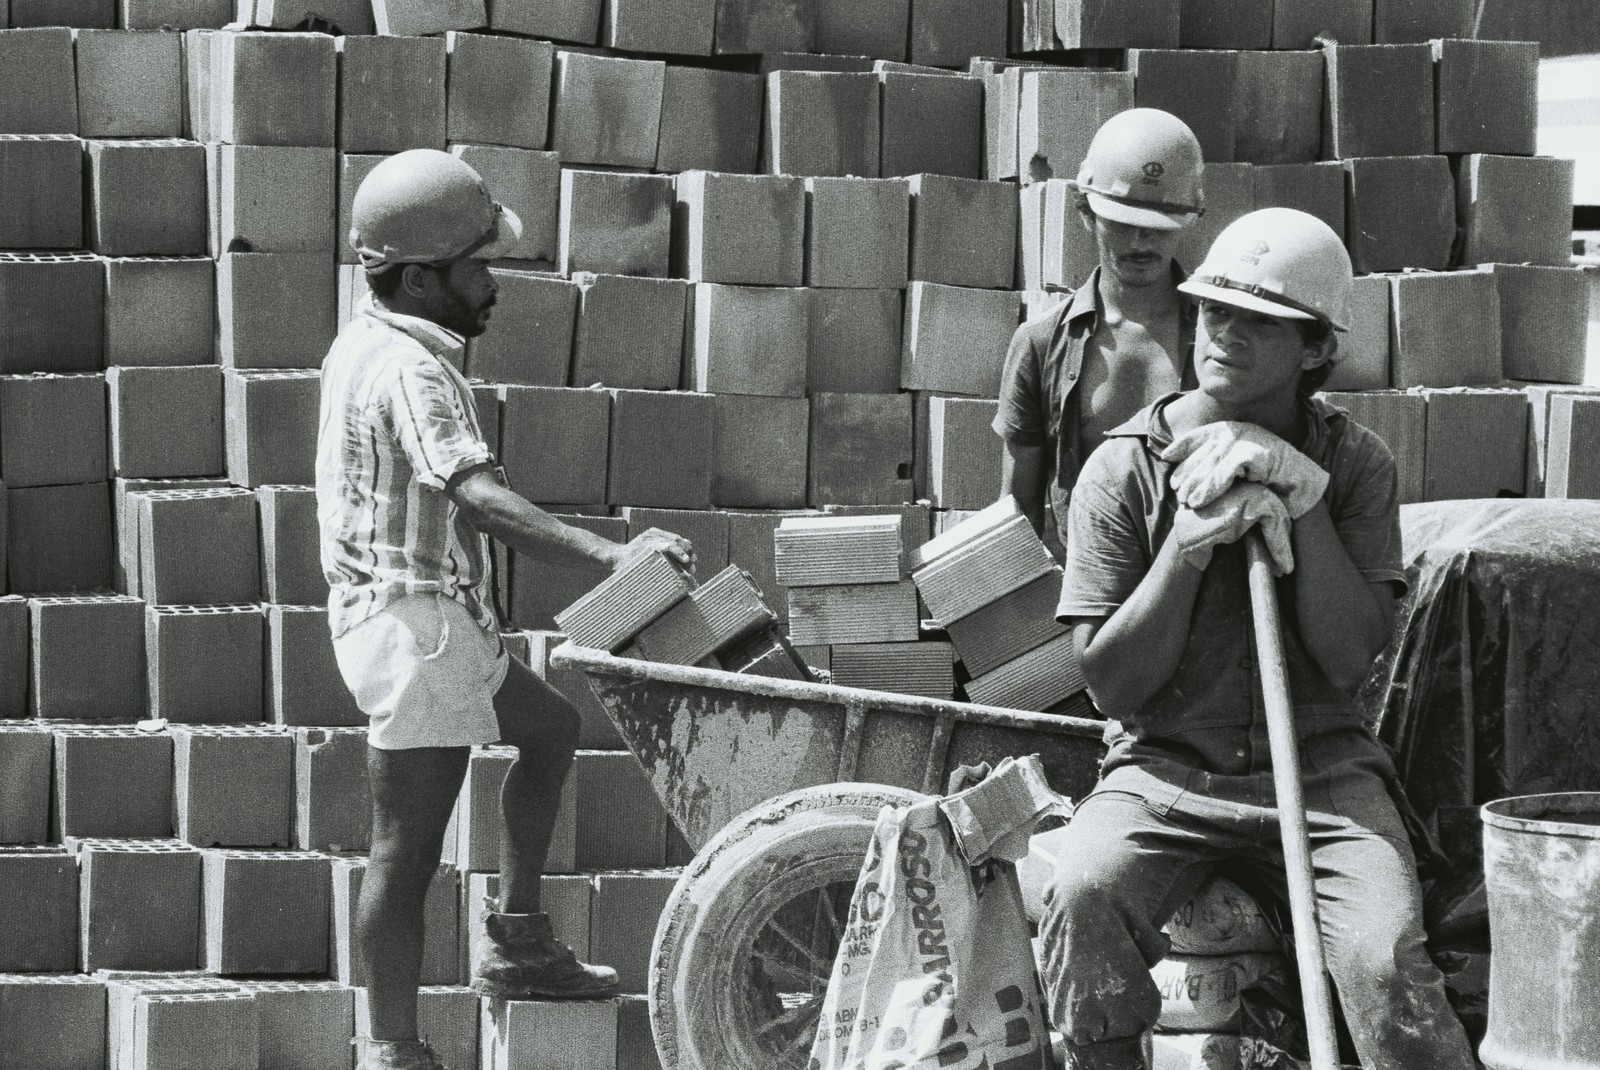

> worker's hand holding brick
[1162,420,1330,518]
[1172,480,1294,575]
[618,526,695,573]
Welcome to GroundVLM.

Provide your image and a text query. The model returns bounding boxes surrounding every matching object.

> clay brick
[7,483,113,595]
[1320,391,1426,504]
[331,859,457,986]
[208,144,335,257]
[201,850,329,974]
[508,514,626,631]
[0,373,107,488]
[0,973,106,1070]
[551,51,664,170]
[223,370,321,487]
[1433,39,1538,156]
[808,392,914,506]
[0,28,78,134]
[764,71,879,178]
[449,145,560,266]
[808,288,903,395]
[715,0,814,53]
[879,71,982,179]
[145,605,265,724]
[1490,264,1589,386]
[516,630,621,748]
[0,253,104,374]
[1545,395,1600,499]
[499,386,611,503]
[1374,0,1472,42]
[464,270,575,384]
[569,273,686,389]
[0,604,28,719]
[558,169,674,278]
[1129,48,1239,164]
[217,254,337,369]
[75,30,182,138]
[137,487,259,605]
[606,390,714,508]
[73,838,199,971]
[901,282,1019,397]
[0,135,82,248]
[1388,268,1501,389]
[907,0,1006,63]
[605,0,713,54]
[293,727,369,852]
[921,395,1003,510]
[1322,43,1433,160]
[210,30,335,147]
[1172,161,1254,273]
[1422,388,1527,500]
[445,32,552,151]
[710,395,810,509]
[131,989,258,1070]
[906,173,1015,290]
[103,257,214,367]
[1274,0,1370,48]
[31,596,144,723]
[1233,50,1322,164]
[0,847,77,969]
[673,171,804,285]
[817,0,907,58]
[172,726,292,848]
[1321,273,1391,391]
[589,871,676,994]
[257,486,326,606]
[484,998,617,1070]
[655,66,762,174]
[688,284,808,396]
[267,605,362,728]
[487,0,596,41]
[106,366,223,480]
[1251,162,1345,239]
[1457,154,1575,268]
[114,478,228,597]
[804,177,909,289]
[337,35,445,154]
[965,631,1085,710]
[122,0,231,28]
[1343,155,1456,273]
[1018,69,1132,184]
[1178,0,1271,48]
[374,0,485,35]
[236,980,354,1070]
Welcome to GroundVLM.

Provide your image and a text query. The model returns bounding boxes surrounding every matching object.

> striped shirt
[316,295,497,639]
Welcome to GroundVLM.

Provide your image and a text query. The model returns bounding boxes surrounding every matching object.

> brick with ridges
[775,515,901,587]
[627,565,775,666]
[943,569,1067,678]
[508,514,626,631]
[787,581,920,645]
[555,550,694,651]
[964,632,1085,711]
[621,508,729,584]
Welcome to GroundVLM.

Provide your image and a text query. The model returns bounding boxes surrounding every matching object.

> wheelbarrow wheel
[648,782,924,1070]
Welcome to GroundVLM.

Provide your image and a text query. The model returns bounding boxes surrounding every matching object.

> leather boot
[472,903,619,999]
[353,1038,447,1070]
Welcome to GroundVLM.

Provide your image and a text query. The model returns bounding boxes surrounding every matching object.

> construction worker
[994,108,1205,556]
[317,149,694,1070]
[1040,208,1475,1070]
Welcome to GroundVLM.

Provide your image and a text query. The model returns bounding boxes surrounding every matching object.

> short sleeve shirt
[1058,393,1407,776]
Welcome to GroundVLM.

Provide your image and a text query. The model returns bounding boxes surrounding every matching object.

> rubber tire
[648,782,925,1070]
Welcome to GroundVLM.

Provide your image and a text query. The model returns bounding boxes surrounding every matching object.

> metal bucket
[1481,792,1600,1070]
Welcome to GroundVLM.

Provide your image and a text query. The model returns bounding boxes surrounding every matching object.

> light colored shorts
[332,593,509,750]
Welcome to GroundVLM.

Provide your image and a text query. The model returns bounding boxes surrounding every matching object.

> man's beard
[436,284,494,338]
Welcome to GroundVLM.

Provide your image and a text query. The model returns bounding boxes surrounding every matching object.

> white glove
[1172,481,1295,576]
[1161,421,1330,519]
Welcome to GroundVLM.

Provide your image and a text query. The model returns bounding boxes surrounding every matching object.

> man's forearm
[455,477,621,572]
[1000,442,1048,537]
[1079,540,1203,717]
[1288,501,1392,690]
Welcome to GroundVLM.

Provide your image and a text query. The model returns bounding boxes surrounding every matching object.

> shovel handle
[1246,531,1341,1070]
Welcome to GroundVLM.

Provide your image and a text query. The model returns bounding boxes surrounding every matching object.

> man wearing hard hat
[1040,208,1475,1070]
[317,150,694,1070]
[994,108,1205,555]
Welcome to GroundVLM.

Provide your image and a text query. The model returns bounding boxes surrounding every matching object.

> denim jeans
[1038,760,1475,1070]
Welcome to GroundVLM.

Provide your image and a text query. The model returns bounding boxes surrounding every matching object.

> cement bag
[808,796,1052,1070]
[1151,952,1284,1032]
[1165,877,1279,956]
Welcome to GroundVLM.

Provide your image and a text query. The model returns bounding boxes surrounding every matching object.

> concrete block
[551,51,664,170]
[223,369,321,487]
[1389,269,1502,388]
[714,0,813,53]
[879,71,982,179]
[722,509,814,621]
[484,997,617,1070]
[978,62,1050,181]
[171,726,291,848]
[831,639,953,697]
[449,145,560,266]
[0,134,82,248]
[1018,69,1132,184]
[1232,50,1322,164]
[106,366,223,480]
[499,386,611,503]
[1172,161,1255,274]
[1178,0,1271,48]
[1375,0,1472,40]
[293,727,369,852]
[1033,179,1097,292]
[688,284,809,396]
[115,477,228,596]
[808,392,914,506]
[374,0,485,35]
[209,30,336,147]
[122,0,231,28]
[1422,388,1527,500]
[1251,162,1344,240]
[485,0,595,41]
[1490,264,1589,386]
[209,144,335,257]
[774,514,902,587]
[199,849,328,975]
[256,485,325,606]
[1343,155,1455,273]
[0,721,48,837]
[0,253,104,374]
[558,169,674,278]
[131,989,258,1070]
[103,257,214,367]
[1054,0,1178,46]
[763,71,879,178]
[1320,391,1426,504]
[809,288,903,395]
[922,395,1003,509]
[105,976,241,1070]
[75,29,182,138]
[942,568,1065,678]
[656,66,762,174]
[1434,38,1538,156]
[444,32,552,151]
[1322,43,1433,160]
[1273,0,1370,48]
[337,34,445,154]
[74,838,200,971]
[964,631,1085,710]
[555,549,695,651]
[1129,48,1238,164]
[0,848,76,970]
[450,746,512,872]
[760,52,877,73]
[902,282,1020,397]
[267,605,362,728]
[603,0,713,53]
[507,514,626,631]
[787,580,920,644]
[606,390,714,508]
[826,502,931,577]
[331,858,457,986]
[710,395,810,509]
[181,29,215,142]
[7,483,113,595]
[1457,154,1575,268]
[0,973,106,1070]
[464,270,575,384]
[1545,395,1600,499]
[136,487,259,605]
[570,273,686,389]
[243,0,373,30]
[907,173,1015,290]
[815,0,905,59]
[0,28,78,134]
[31,596,143,723]
[145,605,265,725]
[673,171,804,285]
[574,749,667,869]
[0,373,107,488]
[589,871,676,994]
[235,980,354,1070]
[352,986,478,1070]
[907,0,1006,64]
[804,176,909,289]
[217,254,337,369]
[1321,274,1391,391]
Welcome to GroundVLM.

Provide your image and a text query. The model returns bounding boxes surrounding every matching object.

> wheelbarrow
[550,642,1108,1070]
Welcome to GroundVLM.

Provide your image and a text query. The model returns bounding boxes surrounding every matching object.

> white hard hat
[350,149,521,271]
[1073,108,1205,231]
[1179,207,1354,331]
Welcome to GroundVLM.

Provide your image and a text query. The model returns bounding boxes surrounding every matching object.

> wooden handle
[1246,532,1341,1070]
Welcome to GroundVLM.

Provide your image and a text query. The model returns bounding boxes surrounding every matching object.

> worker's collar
[1107,392,1341,457]
[1062,262,1196,330]
[359,294,467,362]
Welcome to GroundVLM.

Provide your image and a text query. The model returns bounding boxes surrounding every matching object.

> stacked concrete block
[293,727,370,853]
[355,986,480,1070]
[0,373,107,488]
[130,989,259,1070]
[808,392,913,507]
[710,394,810,509]
[1456,154,1575,268]
[1321,274,1391,391]
[448,745,578,873]
[515,630,623,748]
[556,549,696,652]
[237,980,355,1070]
[1017,69,1132,184]
[73,838,200,971]
[0,721,50,837]
[74,29,182,138]
[606,389,714,508]
[267,605,363,728]
[627,564,777,666]
[507,513,625,631]
[1388,269,1502,388]
[1172,161,1254,277]
[256,485,326,605]
[723,509,815,621]
[446,31,557,151]
[831,639,954,697]
[0,847,77,970]
[242,0,374,30]
[1321,43,1434,160]
[465,270,574,384]
[787,580,919,645]
[117,0,228,29]
[0,253,104,373]
[908,0,1007,63]
[815,0,907,58]
[1544,395,1600,499]
[0,973,106,1070]
[656,66,762,174]
[0,28,79,133]
[907,174,1016,290]
[0,601,24,715]
[804,177,909,291]
[913,503,1055,626]
[589,871,677,994]
[1433,38,1539,156]
[879,71,982,179]
[1273,0,1371,48]
[30,596,144,722]
[965,631,1084,709]
[103,257,214,367]
[824,502,932,575]
[116,477,229,589]
[714,0,814,53]
[921,396,1003,509]
[336,153,385,266]
[902,283,1020,397]
[552,51,665,170]
[145,605,265,724]
[1374,0,1473,40]
[809,288,903,395]
[688,284,809,396]
[374,0,486,36]
[331,858,458,986]
[172,726,292,848]
[1490,265,1590,386]
[1343,155,1455,273]
[106,366,223,480]
[622,507,731,583]
[1252,162,1345,240]
[1232,50,1322,164]
[570,274,687,389]
[0,134,82,248]
[1321,391,1427,504]
[776,513,902,587]
[674,171,804,285]
[616,995,660,1070]
[1021,179,1097,292]
[1129,49,1238,164]
[105,976,240,1070]
[573,750,669,869]
[53,728,171,839]
[484,998,617,1070]
[209,31,336,148]
[975,60,1049,181]
[223,369,321,486]
[217,254,337,369]
[559,169,674,278]
[200,849,330,974]
[604,0,715,54]
[499,386,610,503]
[1422,388,1528,500]
[943,569,1066,678]
[208,144,336,256]
[764,71,879,177]
[337,34,446,153]
[7,481,115,594]
[449,145,560,265]
[136,487,258,604]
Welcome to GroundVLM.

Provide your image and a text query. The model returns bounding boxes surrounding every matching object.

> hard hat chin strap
[1194,274,1333,325]
[357,205,505,274]
[1074,181,1203,217]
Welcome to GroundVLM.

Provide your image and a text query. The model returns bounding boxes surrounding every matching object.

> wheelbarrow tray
[550,642,1107,853]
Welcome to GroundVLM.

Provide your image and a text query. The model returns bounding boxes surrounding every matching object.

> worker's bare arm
[1288,499,1395,692]
[1001,441,1049,537]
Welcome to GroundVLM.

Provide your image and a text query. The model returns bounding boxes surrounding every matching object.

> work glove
[1161,421,1330,519]
[1172,480,1295,576]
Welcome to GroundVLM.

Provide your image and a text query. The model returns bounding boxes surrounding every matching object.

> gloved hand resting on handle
[1173,480,1295,576]
[1161,421,1330,519]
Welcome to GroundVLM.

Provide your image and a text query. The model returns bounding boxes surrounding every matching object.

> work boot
[353,1038,447,1070]
[1055,1031,1152,1070]
[472,904,619,999]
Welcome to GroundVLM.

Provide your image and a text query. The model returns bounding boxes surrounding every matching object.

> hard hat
[349,149,521,271]
[1073,108,1204,231]
[1178,207,1354,332]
